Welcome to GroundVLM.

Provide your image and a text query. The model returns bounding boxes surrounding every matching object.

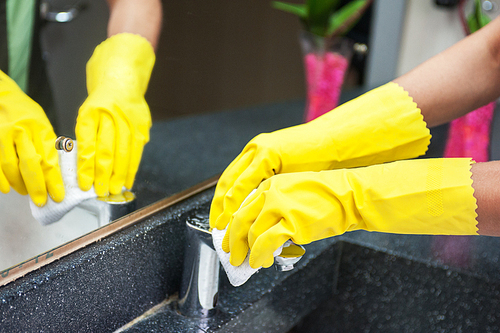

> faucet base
[178,212,220,318]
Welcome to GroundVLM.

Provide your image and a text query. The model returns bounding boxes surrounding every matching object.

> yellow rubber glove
[75,33,155,197]
[210,82,431,231]
[0,70,64,206]
[224,158,478,269]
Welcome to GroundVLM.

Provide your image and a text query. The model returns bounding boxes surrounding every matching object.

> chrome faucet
[178,214,220,318]
[177,210,305,318]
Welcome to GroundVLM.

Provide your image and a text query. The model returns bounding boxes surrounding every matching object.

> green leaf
[307,0,341,22]
[327,0,371,37]
[307,0,340,36]
[477,8,491,29]
[467,15,479,34]
[467,0,491,34]
[272,1,308,19]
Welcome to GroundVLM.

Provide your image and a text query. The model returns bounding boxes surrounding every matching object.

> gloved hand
[75,33,155,197]
[223,158,478,269]
[0,70,64,206]
[210,82,432,231]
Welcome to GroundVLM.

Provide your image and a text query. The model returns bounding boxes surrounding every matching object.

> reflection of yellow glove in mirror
[210,82,432,231]
[76,33,155,197]
[224,158,478,269]
[0,70,64,206]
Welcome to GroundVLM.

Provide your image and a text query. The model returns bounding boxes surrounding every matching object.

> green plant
[467,0,490,33]
[272,0,373,37]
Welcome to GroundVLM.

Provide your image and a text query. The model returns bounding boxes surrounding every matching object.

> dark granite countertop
[134,99,308,208]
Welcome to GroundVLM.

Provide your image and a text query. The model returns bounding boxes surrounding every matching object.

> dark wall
[146,0,306,121]
[42,0,372,130]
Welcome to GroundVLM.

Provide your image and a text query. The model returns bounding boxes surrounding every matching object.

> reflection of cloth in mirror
[30,142,97,225]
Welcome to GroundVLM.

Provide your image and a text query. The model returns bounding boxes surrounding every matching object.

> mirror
[0,191,99,270]
[0,0,373,278]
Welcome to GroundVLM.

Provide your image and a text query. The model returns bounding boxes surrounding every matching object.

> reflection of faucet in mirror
[53,136,138,227]
[78,191,137,228]
[60,135,137,227]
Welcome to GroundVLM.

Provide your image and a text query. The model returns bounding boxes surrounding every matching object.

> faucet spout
[178,215,220,318]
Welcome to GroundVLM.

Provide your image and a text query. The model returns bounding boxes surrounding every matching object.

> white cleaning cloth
[212,227,285,287]
[30,142,97,225]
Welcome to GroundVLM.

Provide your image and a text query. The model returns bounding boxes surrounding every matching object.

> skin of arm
[105,0,162,50]
[392,15,500,236]
[393,14,500,128]
[471,162,500,236]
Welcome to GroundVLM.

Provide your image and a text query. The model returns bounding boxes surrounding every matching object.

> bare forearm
[471,161,500,236]
[106,0,162,50]
[393,15,500,128]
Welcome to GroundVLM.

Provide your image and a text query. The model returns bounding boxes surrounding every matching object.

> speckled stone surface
[291,242,500,332]
[0,189,215,332]
[133,99,307,209]
[119,239,341,333]
[341,232,500,284]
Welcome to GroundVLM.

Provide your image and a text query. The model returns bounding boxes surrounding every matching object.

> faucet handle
[274,242,306,272]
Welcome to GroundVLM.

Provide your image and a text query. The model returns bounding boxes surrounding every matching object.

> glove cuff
[354,158,478,235]
[86,33,156,94]
[317,82,432,169]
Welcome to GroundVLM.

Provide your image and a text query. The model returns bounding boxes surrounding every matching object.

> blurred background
[41,0,373,133]
[41,0,500,134]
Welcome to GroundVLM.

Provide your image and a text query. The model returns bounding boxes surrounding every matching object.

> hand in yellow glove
[75,33,155,197]
[223,158,478,269]
[0,70,64,206]
[210,83,431,231]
